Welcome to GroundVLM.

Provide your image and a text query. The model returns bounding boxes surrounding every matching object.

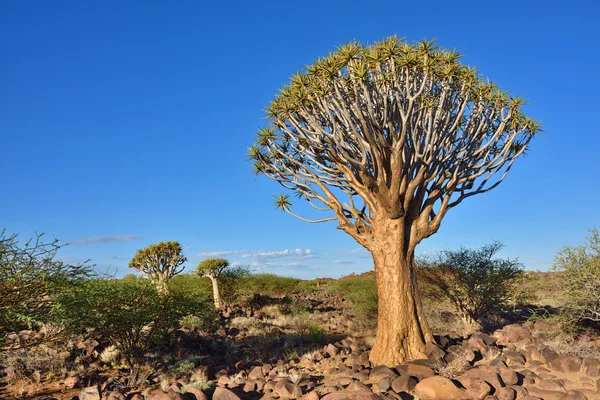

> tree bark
[209,275,221,310]
[368,216,434,366]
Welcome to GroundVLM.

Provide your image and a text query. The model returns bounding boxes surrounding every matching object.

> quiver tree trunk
[368,216,434,366]
[208,275,221,310]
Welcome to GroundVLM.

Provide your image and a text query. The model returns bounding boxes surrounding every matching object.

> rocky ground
[2,292,600,400]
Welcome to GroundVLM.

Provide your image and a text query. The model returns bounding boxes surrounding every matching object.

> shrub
[0,230,91,344]
[328,276,378,328]
[235,273,305,295]
[57,277,213,365]
[553,228,600,325]
[418,243,523,325]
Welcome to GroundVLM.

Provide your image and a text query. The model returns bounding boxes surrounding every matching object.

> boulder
[494,388,516,400]
[582,358,600,377]
[457,377,492,400]
[279,382,303,398]
[414,376,465,400]
[395,363,435,380]
[79,386,101,400]
[249,366,265,380]
[556,391,588,400]
[548,355,583,374]
[64,375,80,389]
[184,387,208,400]
[391,375,417,393]
[213,387,242,400]
[369,365,398,382]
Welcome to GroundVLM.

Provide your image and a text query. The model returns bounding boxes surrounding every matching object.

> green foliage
[0,230,91,344]
[328,276,378,327]
[418,243,523,324]
[56,277,212,365]
[553,228,600,325]
[128,241,187,293]
[196,258,230,277]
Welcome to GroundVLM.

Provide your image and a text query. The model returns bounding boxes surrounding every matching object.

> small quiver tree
[128,241,186,296]
[248,36,540,365]
[196,258,230,309]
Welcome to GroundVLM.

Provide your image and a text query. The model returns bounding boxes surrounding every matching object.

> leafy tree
[128,241,186,295]
[57,277,212,366]
[553,228,600,325]
[0,230,91,346]
[196,258,233,309]
[418,243,523,325]
[248,36,539,365]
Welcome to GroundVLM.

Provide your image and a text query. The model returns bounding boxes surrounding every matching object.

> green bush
[554,228,600,326]
[0,230,91,345]
[57,277,213,365]
[328,276,378,327]
[418,243,523,325]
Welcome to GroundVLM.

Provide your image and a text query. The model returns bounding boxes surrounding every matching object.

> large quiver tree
[248,36,540,366]
[128,241,186,296]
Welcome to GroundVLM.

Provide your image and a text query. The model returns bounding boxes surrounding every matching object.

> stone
[184,387,208,400]
[414,376,465,400]
[79,386,101,400]
[369,365,398,382]
[299,392,320,400]
[279,382,303,398]
[556,391,588,400]
[64,375,80,389]
[213,387,241,400]
[524,386,564,399]
[494,388,516,400]
[457,377,492,400]
[470,332,498,346]
[391,376,417,393]
[249,366,265,380]
[582,358,600,377]
[326,344,340,358]
[395,363,435,380]
[548,355,583,374]
[537,380,565,391]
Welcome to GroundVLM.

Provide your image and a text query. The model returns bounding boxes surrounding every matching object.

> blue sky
[1,1,598,279]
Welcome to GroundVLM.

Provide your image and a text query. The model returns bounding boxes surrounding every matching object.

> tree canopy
[128,241,186,294]
[249,36,540,251]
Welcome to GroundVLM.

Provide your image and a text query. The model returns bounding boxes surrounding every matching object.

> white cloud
[244,248,315,261]
[70,234,143,245]
[195,250,248,258]
[337,248,366,254]
[333,259,356,265]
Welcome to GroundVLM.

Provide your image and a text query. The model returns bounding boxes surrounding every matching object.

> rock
[556,391,588,400]
[217,375,231,387]
[145,390,170,400]
[377,378,391,392]
[320,391,379,400]
[396,363,435,380]
[79,386,101,400]
[582,358,600,377]
[326,344,340,358]
[457,377,492,400]
[279,382,303,398]
[503,350,526,366]
[470,333,498,346]
[102,392,126,400]
[537,380,565,391]
[548,355,583,373]
[391,376,417,393]
[249,366,265,380]
[494,388,516,400]
[300,392,320,400]
[184,387,208,400]
[64,376,80,389]
[369,365,398,382]
[414,376,464,400]
[524,386,565,399]
[519,397,542,400]
[244,380,258,392]
[213,387,241,400]
[130,395,144,400]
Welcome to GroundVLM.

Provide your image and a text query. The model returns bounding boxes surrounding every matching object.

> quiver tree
[196,258,230,309]
[128,241,186,296]
[248,36,540,365]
